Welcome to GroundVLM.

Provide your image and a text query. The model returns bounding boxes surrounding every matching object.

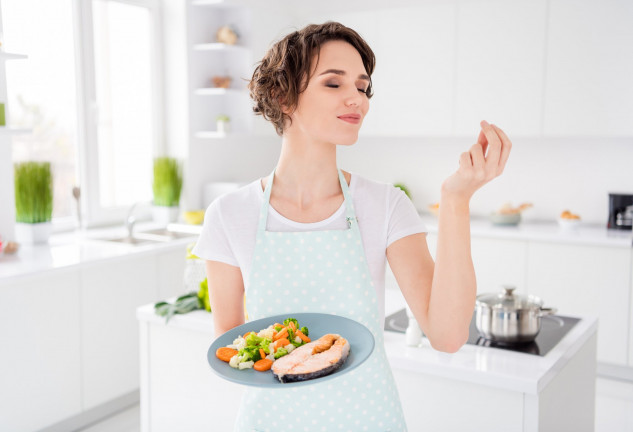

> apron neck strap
[257,168,356,232]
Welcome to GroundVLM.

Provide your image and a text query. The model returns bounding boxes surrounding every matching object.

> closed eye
[326,84,368,93]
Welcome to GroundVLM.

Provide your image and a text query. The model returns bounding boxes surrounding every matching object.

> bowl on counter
[558,218,581,230]
[489,212,521,226]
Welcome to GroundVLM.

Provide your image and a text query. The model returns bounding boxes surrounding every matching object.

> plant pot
[216,120,230,134]
[15,221,52,244]
[152,205,180,225]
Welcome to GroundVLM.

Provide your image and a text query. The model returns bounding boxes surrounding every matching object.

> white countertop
[419,214,632,248]
[170,214,633,249]
[0,223,198,283]
[136,288,598,396]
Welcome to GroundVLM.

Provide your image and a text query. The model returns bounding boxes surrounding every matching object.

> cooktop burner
[384,309,580,356]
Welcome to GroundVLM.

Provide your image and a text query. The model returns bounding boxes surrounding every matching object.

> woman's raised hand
[441,120,512,202]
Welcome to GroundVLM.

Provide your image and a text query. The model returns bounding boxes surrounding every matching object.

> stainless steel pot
[475,286,556,344]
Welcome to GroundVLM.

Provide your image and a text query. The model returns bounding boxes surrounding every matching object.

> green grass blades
[14,161,53,223]
[153,157,183,207]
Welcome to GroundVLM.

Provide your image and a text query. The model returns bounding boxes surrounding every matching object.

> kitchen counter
[136,289,598,431]
[170,213,633,250]
[419,214,632,248]
[0,223,198,283]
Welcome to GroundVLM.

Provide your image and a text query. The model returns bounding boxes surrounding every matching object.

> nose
[344,87,363,108]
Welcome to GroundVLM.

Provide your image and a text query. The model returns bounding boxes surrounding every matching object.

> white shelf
[191,0,245,8]
[194,88,246,96]
[0,51,28,61]
[192,43,248,53]
[195,131,255,139]
[0,127,32,135]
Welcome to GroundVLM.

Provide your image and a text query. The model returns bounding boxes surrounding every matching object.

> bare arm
[387,121,512,353]
[205,261,246,337]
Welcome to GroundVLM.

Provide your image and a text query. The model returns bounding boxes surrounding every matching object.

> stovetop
[384,309,580,356]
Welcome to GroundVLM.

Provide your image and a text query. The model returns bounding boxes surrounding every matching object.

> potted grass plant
[152,157,183,225]
[14,161,53,244]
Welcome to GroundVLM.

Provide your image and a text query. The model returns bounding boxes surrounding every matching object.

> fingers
[476,128,489,156]
[480,120,502,168]
[469,142,486,171]
[492,124,512,174]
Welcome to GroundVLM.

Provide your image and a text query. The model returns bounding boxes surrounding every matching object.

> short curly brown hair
[248,22,376,136]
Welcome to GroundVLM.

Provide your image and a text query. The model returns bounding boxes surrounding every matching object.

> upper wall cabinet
[372,5,456,137]
[543,0,633,137]
[454,0,547,137]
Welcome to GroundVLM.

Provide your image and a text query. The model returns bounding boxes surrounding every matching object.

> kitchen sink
[102,228,197,245]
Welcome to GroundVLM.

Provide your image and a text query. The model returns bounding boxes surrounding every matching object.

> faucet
[126,203,140,238]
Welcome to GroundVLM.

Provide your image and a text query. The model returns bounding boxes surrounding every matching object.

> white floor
[78,377,633,432]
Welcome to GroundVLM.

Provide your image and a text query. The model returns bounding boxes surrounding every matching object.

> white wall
[183,0,633,225]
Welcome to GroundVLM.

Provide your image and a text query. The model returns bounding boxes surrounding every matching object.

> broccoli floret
[273,347,288,359]
[300,326,309,337]
[283,318,299,327]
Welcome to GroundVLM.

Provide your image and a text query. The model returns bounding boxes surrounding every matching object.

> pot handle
[538,307,557,317]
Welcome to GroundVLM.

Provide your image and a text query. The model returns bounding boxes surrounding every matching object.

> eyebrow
[318,69,370,81]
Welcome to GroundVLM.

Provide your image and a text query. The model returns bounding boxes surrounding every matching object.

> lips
[337,114,361,124]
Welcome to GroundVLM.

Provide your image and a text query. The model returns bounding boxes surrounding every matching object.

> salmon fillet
[272,334,350,383]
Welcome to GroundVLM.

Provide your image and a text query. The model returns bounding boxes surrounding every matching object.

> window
[4,0,162,228]
[4,0,79,226]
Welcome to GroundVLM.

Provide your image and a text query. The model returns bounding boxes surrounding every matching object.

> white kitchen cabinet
[421,233,528,296]
[454,0,547,137]
[0,269,82,432]
[471,237,528,295]
[543,0,633,136]
[80,256,159,410]
[371,4,455,137]
[139,309,241,432]
[526,242,631,365]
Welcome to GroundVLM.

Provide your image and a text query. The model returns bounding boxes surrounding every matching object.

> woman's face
[286,40,370,146]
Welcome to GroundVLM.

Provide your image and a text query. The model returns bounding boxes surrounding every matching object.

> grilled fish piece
[272,334,350,383]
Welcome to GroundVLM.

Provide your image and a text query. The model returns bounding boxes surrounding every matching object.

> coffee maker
[608,193,633,230]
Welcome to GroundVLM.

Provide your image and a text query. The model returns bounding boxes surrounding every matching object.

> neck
[273,131,341,206]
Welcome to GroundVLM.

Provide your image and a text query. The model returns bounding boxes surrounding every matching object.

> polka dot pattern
[234,169,407,432]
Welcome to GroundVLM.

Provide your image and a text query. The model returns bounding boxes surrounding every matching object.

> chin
[334,132,360,146]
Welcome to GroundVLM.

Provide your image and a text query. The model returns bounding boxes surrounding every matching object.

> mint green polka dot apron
[234,169,407,432]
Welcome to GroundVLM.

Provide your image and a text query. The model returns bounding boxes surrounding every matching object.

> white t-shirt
[192,172,427,322]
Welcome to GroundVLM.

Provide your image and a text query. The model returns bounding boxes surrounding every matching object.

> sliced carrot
[253,358,273,372]
[274,338,290,349]
[259,348,266,359]
[274,323,284,328]
[288,321,296,331]
[243,331,254,338]
[296,330,310,343]
[216,347,238,363]
[273,328,288,341]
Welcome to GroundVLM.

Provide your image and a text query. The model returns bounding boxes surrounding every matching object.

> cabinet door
[157,246,187,300]
[543,0,633,136]
[471,237,528,295]
[454,0,547,137]
[372,4,456,136]
[0,270,82,431]
[526,243,631,365]
[80,255,158,409]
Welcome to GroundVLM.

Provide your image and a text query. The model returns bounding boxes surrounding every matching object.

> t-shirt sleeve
[191,198,240,267]
[386,186,427,248]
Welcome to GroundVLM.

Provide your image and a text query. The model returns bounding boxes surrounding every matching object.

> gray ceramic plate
[207,313,375,388]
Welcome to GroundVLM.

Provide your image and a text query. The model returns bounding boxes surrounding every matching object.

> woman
[193,22,511,431]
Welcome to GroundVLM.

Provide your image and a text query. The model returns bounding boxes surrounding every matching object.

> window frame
[73,0,164,228]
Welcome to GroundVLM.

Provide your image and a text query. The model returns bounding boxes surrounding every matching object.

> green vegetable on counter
[394,183,412,200]
[198,278,211,312]
[155,291,206,323]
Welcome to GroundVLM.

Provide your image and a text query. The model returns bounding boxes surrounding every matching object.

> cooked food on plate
[560,210,581,220]
[272,333,350,383]
[215,317,351,383]
[216,317,312,371]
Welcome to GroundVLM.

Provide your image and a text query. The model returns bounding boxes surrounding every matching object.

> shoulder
[204,179,262,221]
[349,172,404,202]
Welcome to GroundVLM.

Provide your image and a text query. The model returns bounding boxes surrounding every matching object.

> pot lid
[476,286,543,310]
